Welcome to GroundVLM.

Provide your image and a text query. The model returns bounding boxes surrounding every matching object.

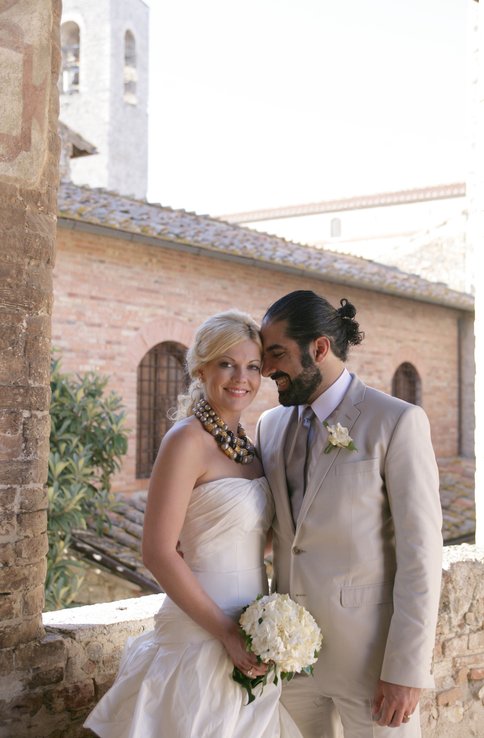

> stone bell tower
[59,0,149,199]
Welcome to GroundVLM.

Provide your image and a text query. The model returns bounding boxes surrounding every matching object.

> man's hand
[372,679,421,727]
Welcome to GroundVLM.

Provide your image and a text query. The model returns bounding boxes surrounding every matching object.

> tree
[45,356,129,610]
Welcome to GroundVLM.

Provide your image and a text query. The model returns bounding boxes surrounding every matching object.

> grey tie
[285,406,315,523]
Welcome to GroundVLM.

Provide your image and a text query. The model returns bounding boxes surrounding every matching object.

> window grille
[392,362,421,405]
[136,342,188,478]
[61,22,80,94]
[124,30,137,104]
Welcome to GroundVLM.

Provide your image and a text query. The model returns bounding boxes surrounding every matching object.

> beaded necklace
[194,398,256,464]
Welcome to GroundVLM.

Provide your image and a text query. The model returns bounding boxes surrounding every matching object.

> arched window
[330,217,341,238]
[392,362,421,405]
[124,30,137,104]
[136,342,188,478]
[61,21,80,94]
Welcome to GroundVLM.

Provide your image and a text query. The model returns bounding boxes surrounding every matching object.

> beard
[274,349,322,406]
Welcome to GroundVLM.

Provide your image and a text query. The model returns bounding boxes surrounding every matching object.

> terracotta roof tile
[57,182,474,312]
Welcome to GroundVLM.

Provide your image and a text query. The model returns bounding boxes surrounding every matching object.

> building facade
[221,183,472,295]
[54,182,474,494]
[59,0,149,198]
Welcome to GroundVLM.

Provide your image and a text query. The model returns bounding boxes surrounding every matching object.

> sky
[147,0,470,217]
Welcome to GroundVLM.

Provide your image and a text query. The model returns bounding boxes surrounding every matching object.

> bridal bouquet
[232,593,323,704]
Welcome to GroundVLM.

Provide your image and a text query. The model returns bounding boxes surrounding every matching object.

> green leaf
[45,350,129,609]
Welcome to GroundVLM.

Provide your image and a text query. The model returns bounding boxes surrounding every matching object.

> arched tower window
[136,342,188,478]
[61,21,80,94]
[392,362,421,405]
[124,30,137,104]
[330,217,341,237]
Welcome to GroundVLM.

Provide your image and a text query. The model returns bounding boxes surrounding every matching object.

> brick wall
[52,225,464,492]
[459,313,475,458]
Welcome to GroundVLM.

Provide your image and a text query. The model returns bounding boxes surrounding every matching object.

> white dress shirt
[298,367,352,423]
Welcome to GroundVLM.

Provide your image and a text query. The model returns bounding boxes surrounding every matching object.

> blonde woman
[85,310,302,738]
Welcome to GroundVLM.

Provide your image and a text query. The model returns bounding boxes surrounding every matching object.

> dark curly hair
[262,290,364,361]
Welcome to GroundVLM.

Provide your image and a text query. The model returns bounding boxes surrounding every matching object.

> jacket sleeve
[255,409,270,459]
[380,404,443,687]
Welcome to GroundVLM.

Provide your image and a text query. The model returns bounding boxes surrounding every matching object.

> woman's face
[199,339,261,420]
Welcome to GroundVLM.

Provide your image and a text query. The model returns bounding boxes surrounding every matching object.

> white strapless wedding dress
[84,477,302,738]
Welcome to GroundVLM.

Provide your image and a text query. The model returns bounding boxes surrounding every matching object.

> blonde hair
[175,310,261,420]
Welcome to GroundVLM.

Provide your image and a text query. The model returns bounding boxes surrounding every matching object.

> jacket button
[292,546,304,555]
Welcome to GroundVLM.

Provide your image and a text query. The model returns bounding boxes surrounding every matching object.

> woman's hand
[221,622,267,678]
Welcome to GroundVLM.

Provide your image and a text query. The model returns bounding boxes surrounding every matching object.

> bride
[84,310,302,738]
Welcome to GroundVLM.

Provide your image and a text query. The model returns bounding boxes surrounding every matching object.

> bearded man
[257,290,443,738]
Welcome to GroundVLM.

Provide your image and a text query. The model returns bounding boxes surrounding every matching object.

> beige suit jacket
[257,373,442,697]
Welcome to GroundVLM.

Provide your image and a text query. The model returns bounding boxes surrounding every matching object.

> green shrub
[45,356,129,611]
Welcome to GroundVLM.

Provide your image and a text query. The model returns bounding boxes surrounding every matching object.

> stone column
[0,0,60,652]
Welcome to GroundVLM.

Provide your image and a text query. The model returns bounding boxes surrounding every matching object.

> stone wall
[0,0,60,724]
[0,11,149,712]
[421,546,484,737]
[1,547,481,737]
[12,595,162,738]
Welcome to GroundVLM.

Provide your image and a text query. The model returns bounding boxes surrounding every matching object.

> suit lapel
[297,374,365,525]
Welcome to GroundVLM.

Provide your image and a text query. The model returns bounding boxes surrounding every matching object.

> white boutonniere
[323,421,357,454]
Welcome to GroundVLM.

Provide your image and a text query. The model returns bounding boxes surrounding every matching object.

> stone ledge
[43,593,165,634]
[442,543,484,567]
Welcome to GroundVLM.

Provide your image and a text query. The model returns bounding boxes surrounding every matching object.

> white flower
[234,593,323,702]
[323,421,357,454]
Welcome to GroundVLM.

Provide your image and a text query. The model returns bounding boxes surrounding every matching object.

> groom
[256,290,443,738]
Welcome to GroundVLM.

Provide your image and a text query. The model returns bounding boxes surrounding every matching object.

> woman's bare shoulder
[164,415,203,444]
[149,416,208,493]
[156,415,207,464]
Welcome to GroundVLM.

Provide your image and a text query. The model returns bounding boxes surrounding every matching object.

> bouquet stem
[231,666,272,705]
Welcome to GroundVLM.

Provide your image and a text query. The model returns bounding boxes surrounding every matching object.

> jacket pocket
[340,581,393,608]
[334,458,380,476]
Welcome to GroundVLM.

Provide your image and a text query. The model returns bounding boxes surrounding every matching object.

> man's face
[261,319,322,406]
